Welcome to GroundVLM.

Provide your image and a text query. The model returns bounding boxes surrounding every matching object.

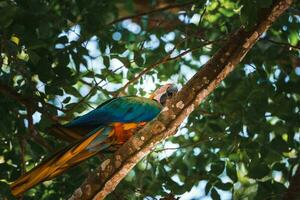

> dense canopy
[0,0,299,199]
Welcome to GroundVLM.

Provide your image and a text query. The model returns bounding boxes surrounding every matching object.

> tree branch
[117,38,222,95]
[289,7,300,16]
[264,38,300,50]
[26,106,54,151]
[18,137,26,174]
[69,1,293,199]
[108,1,195,26]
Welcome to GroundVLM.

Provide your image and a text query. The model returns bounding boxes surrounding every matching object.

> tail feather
[46,124,96,142]
[11,127,112,197]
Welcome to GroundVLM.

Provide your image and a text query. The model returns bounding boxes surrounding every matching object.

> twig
[65,80,102,114]
[27,106,53,151]
[18,137,26,174]
[288,7,300,16]
[117,38,223,94]
[199,7,207,25]
[155,134,226,153]
[41,100,65,112]
[107,1,195,25]
[264,38,300,50]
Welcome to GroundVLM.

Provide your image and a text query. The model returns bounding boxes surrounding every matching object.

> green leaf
[45,85,64,96]
[134,51,144,66]
[208,123,223,133]
[211,188,220,200]
[56,36,69,44]
[28,50,40,65]
[288,30,299,46]
[0,5,17,28]
[248,163,269,179]
[226,163,237,182]
[211,161,225,175]
[240,0,258,27]
[215,181,233,191]
[64,86,82,98]
[128,85,137,95]
[62,96,71,104]
[103,56,110,68]
[205,181,212,195]
[270,137,289,153]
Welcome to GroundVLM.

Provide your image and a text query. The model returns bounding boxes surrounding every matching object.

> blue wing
[66,96,162,128]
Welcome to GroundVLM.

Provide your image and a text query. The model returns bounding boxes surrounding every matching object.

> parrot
[10,83,178,197]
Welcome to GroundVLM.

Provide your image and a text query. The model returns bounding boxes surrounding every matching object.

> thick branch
[69,1,292,199]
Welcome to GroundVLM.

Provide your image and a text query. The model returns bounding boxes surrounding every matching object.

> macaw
[11,84,177,197]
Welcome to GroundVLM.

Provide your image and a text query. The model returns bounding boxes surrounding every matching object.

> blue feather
[66,96,162,127]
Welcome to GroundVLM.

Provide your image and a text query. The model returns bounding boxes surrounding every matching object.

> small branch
[18,137,26,174]
[264,38,300,50]
[160,194,179,200]
[199,7,207,25]
[27,106,54,151]
[65,80,102,114]
[69,1,293,199]
[117,39,222,95]
[155,134,226,153]
[59,65,124,116]
[288,7,300,16]
[108,1,195,25]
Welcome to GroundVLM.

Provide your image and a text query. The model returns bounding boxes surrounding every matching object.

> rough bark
[68,0,293,199]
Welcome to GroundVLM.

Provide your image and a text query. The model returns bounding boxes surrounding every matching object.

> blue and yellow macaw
[11,84,177,197]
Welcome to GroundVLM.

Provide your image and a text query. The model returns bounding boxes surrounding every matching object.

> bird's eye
[167,90,173,97]
[166,86,178,97]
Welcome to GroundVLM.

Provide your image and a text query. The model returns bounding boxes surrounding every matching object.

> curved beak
[166,85,178,97]
[159,85,178,105]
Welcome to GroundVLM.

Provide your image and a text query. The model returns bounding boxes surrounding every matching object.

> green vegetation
[0,0,299,199]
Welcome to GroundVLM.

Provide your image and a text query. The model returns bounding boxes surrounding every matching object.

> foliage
[0,0,299,199]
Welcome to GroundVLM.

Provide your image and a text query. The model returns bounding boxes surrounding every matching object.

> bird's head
[150,83,178,105]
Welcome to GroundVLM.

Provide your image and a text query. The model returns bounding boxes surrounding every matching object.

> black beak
[160,85,178,105]
[166,85,178,97]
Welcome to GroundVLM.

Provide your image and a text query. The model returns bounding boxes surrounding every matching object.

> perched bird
[11,83,177,197]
